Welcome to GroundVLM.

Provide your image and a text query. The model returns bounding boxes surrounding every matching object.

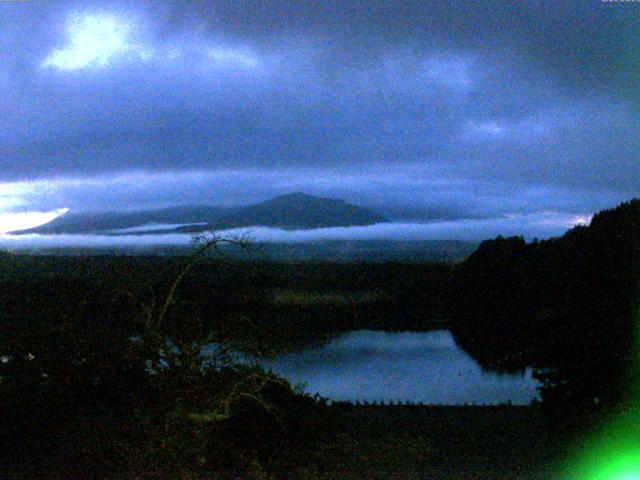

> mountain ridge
[11,193,388,235]
[207,192,387,231]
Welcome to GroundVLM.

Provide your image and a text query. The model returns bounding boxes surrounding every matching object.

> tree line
[451,199,640,423]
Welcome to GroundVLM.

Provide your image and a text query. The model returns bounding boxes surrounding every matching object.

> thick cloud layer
[0,210,590,250]
[0,0,638,237]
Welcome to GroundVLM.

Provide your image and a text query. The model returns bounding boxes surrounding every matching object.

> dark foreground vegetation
[0,253,453,352]
[0,238,455,478]
[1,199,638,478]
[0,238,345,478]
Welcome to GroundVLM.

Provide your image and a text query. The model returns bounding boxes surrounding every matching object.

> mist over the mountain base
[1,210,589,254]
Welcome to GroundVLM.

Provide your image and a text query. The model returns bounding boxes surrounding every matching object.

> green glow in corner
[563,308,640,480]
[588,452,640,480]
[569,437,640,479]
[614,474,640,480]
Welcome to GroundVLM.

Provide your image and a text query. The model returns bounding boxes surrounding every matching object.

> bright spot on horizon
[42,13,147,70]
[571,214,593,226]
[0,208,69,234]
[504,211,593,229]
[533,213,593,228]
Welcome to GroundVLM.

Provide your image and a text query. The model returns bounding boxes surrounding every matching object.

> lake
[262,330,540,405]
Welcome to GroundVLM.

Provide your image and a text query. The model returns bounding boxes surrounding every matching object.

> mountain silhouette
[209,192,387,230]
[11,206,235,235]
[11,193,387,235]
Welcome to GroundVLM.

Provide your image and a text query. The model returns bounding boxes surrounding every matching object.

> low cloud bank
[0,212,588,251]
[107,223,208,234]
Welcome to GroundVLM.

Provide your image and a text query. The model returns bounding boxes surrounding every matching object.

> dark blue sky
[1,0,638,237]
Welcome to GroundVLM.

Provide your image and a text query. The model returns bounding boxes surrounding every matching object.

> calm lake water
[262,330,540,405]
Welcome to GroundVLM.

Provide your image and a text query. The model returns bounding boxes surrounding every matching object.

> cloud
[41,9,262,72]
[42,12,151,71]
[465,120,508,137]
[0,0,636,242]
[422,54,474,92]
[108,222,207,234]
[0,208,68,234]
[206,47,259,68]
[211,213,591,242]
[0,211,592,250]
[0,164,628,245]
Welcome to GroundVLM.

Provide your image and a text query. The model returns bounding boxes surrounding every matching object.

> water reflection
[263,330,540,405]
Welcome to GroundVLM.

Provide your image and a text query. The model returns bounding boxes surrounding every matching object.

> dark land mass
[207,192,388,230]
[7,239,478,264]
[452,198,640,417]
[11,205,236,234]
[317,404,573,480]
[0,254,455,352]
[248,239,476,263]
[12,192,388,235]
[1,198,638,478]
[2,403,580,479]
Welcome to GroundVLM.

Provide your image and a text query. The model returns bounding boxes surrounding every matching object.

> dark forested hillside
[452,199,640,418]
